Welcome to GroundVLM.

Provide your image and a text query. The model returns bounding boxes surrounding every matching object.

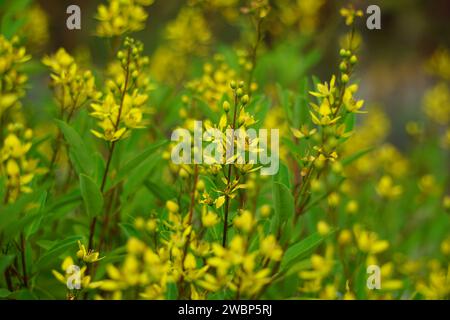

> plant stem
[246,16,263,95]
[188,165,199,223]
[87,47,131,252]
[177,165,199,298]
[222,92,239,247]
[20,233,28,288]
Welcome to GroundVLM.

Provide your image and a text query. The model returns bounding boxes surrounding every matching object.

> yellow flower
[127,237,146,255]
[426,47,450,81]
[43,48,99,117]
[309,99,340,126]
[422,82,450,125]
[2,132,31,159]
[340,5,364,26]
[76,241,104,263]
[166,200,179,213]
[214,195,226,209]
[146,219,157,232]
[345,200,359,214]
[376,175,403,199]
[164,7,211,57]
[343,84,365,113]
[0,36,30,118]
[338,229,352,246]
[202,210,219,228]
[95,0,154,38]
[327,192,340,208]
[259,235,283,261]
[299,244,334,280]
[1,127,45,203]
[233,210,254,233]
[260,204,271,218]
[52,256,100,291]
[317,220,330,236]
[441,238,450,256]
[90,38,149,142]
[310,75,337,102]
[291,125,317,139]
[416,268,450,299]
[444,196,450,210]
[353,225,389,255]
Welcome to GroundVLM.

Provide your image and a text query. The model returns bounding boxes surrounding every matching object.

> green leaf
[0,254,15,275]
[0,191,37,228]
[166,282,178,300]
[271,181,295,238]
[0,288,11,298]
[1,0,31,39]
[55,120,94,176]
[196,98,219,122]
[25,191,48,239]
[8,289,37,300]
[272,182,294,222]
[118,223,140,238]
[297,77,312,126]
[342,147,375,166]
[0,190,45,236]
[273,162,291,188]
[79,174,104,218]
[111,140,168,188]
[277,83,293,124]
[123,156,159,198]
[280,232,325,273]
[144,180,177,202]
[344,112,356,133]
[281,137,301,156]
[44,189,82,217]
[35,235,82,269]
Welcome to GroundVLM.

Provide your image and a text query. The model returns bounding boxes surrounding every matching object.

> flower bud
[260,204,271,218]
[341,74,350,84]
[241,94,249,105]
[166,200,179,213]
[223,101,230,112]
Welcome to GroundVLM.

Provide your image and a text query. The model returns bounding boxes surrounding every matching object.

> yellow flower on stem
[340,5,363,26]
[76,241,104,263]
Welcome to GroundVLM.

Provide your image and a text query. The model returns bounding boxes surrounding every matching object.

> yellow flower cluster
[90,38,149,142]
[21,4,49,52]
[166,7,211,57]
[421,47,450,150]
[151,6,212,84]
[52,241,103,299]
[43,49,100,120]
[95,0,155,38]
[0,124,45,203]
[52,256,98,300]
[275,0,325,35]
[186,56,236,111]
[426,47,450,81]
[340,5,364,26]
[200,234,280,297]
[0,36,30,121]
[423,82,450,126]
